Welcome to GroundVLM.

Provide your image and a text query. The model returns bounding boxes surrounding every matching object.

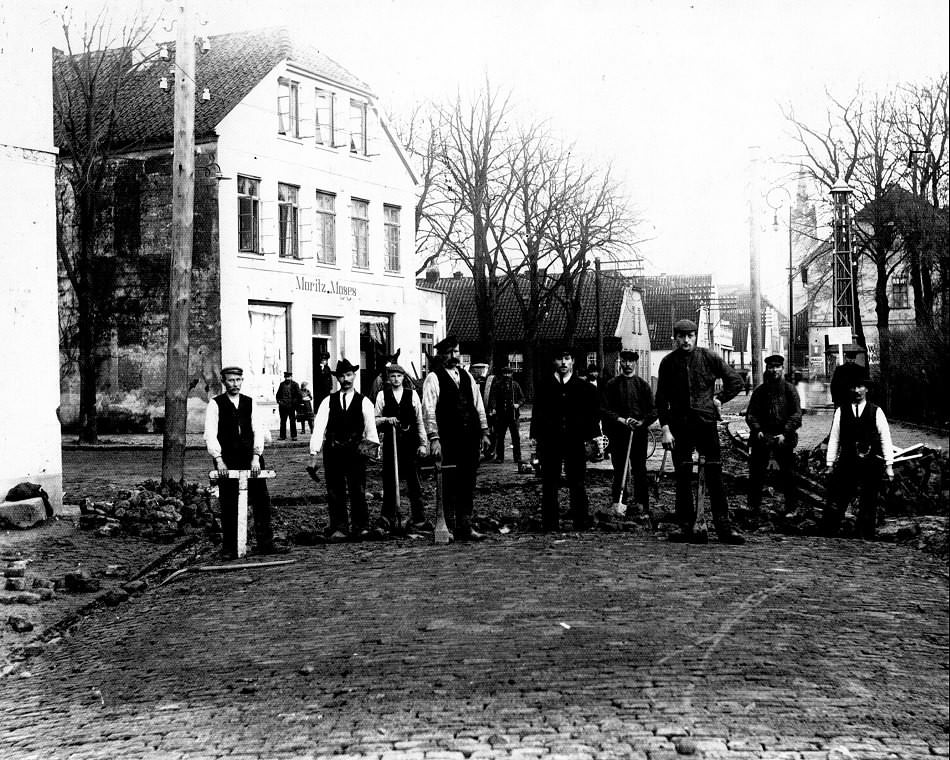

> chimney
[452,271,463,279]
[425,264,440,283]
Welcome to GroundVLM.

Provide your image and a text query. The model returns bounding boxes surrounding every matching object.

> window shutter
[366,107,381,157]
[298,205,313,258]
[333,123,348,149]
[260,200,277,255]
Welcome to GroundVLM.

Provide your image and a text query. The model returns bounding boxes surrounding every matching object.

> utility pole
[594,257,603,369]
[161,0,196,482]
[748,148,763,387]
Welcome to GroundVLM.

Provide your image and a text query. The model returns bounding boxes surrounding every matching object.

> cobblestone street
[2,528,948,759]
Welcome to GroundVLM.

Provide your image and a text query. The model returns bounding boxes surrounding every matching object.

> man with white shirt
[822,369,894,539]
[375,363,429,535]
[203,365,275,557]
[422,335,492,542]
[309,358,380,541]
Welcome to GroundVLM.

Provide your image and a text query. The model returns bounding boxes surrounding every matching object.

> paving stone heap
[77,480,219,542]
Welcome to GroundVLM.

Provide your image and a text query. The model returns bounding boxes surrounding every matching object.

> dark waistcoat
[326,391,365,449]
[435,366,478,443]
[215,394,254,466]
[382,386,416,432]
[840,401,883,460]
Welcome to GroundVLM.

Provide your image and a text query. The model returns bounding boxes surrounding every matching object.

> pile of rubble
[78,480,220,542]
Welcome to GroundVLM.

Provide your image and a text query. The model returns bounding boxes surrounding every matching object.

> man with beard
[203,366,276,557]
[601,349,657,517]
[309,359,379,541]
[421,335,492,542]
[530,346,601,532]
[745,354,802,516]
[655,319,745,544]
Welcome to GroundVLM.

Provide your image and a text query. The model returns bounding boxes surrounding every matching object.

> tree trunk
[874,257,892,412]
[76,189,99,445]
[907,238,934,328]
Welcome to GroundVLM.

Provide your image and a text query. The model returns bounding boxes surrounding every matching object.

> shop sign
[295,275,357,301]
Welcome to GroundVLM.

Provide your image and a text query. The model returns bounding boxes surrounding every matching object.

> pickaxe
[209,469,276,558]
[419,459,456,545]
[691,455,708,541]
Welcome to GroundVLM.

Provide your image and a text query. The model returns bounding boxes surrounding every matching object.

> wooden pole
[162,0,196,482]
[748,148,763,387]
[595,257,603,368]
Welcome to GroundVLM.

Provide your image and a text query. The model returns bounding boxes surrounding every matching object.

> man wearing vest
[822,368,894,539]
[745,354,802,515]
[530,346,602,532]
[421,335,492,542]
[374,363,430,534]
[203,366,275,557]
[308,359,380,541]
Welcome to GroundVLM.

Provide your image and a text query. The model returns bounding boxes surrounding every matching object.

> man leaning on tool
[655,319,745,544]
[421,335,492,542]
[203,365,276,557]
[745,354,802,516]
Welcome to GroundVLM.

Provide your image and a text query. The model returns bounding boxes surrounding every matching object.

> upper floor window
[237,175,260,253]
[384,205,400,272]
[315,88,335,147]
[315,190,336,265]
[891,273,910,308]
[507,353,523,372]
[349,99,367,154]
[278,78,299,137]
[278,183,299,259]
[351,198,369,268]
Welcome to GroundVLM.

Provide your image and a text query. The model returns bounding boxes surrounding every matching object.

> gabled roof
[419,273,629,344]
[635,274,713,345]
[54,26,371,151]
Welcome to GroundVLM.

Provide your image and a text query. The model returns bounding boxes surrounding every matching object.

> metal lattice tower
[831,178,856,327]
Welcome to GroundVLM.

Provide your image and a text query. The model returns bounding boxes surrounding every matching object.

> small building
[55,28,444,432]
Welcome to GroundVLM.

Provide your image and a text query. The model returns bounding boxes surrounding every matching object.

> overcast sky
[45,0,950,303]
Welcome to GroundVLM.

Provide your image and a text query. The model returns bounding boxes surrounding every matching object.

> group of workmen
[204,321,895,556]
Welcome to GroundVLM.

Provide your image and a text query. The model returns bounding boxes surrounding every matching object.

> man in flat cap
[655,318,745,544]
[745,354,802,516]
[485,360,525,465]
[275,370,302,441]
[421,335,492,541]
[822,367,894,539]
[309,359,380,541]
[601,349,657,518]
[203,366,276,556]
[374,363,430,535]
[530,345,602,532]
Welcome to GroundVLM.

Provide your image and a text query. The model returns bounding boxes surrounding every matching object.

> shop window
[315,191,336,264]
[315,88,335,146]
[384,205,400,272]
[237,176,260,253]
[277,78,299,137]
[351,198,369,268]
[278,183,299,259]
[247,302,290,405]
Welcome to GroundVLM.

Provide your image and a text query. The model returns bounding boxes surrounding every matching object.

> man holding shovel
[374,363,430,535]
[203,365,276,557]
[601,350,657,519]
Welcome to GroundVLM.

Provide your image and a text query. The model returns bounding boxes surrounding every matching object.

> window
[237,176,260,253]
[420,321,435,374]
[586,352,598,368]
[278,78,299,137]
[891,273,909,308]
[351,198,369,268]
[314,191,336,265]
[315,88,335,146]
[278,183,299,259]
[507,353,523,372]
[349,99,367,154]
[384,205,400,272]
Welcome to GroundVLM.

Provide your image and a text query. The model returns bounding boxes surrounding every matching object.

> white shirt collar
[556,371,573,383]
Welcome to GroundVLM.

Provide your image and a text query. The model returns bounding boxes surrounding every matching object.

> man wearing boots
[275,370,302,440]
[308,359,379,541]
[655,319,745,544]
[530,346,602,532]
[421,335,492,542]
[822,369,894,539]
[486,361,525,464]
[203,366,276,556]
[374,363,430,535]
[746,354,802,516]
[601,350,657,518]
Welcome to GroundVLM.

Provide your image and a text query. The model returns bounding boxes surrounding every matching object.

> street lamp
[766,186,794,375]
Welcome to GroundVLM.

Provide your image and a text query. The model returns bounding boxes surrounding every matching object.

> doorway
[359,312,392,391]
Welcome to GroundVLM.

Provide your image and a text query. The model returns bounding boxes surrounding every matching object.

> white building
[0,3,63,508]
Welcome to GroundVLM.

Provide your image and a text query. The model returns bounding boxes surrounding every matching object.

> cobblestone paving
[2,533,947,759]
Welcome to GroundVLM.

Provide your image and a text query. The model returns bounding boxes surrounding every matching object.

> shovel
[390,424,401,523]
[209,469,277,558]
[613,428,635,517]
[691,455,708,540]
[420,459,456,545]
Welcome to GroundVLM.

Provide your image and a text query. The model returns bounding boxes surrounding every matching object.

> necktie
[854,404,859,418]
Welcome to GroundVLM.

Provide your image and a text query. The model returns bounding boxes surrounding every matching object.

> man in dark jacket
[530,346,602,532]
[203,366,275,557]
[275,370,302,440]
[746,354,802,515]
[655,319,745,544]
[486,362,525,464]
[601,350,657,517]
[313,352,334,409]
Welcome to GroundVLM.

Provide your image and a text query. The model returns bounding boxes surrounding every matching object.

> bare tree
[53,6,158,443]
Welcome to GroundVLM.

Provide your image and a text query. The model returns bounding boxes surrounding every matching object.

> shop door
[359,312,392,392]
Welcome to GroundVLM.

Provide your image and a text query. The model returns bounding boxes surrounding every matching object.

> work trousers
[324,446,369,534]
[278,403,297,440]
[669,420,733,534]
[823,456,884,539]
[217,455,273,556]
[539,438,589,531]
[440,433,481,536]
[381,431,425,525]
[747,439,797,513]
[608,428,650,510]
[493,414,522,461]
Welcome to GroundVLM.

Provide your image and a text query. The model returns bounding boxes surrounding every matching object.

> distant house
[55,27,443,431]
[716,285,786,374]
[424,272,651,390]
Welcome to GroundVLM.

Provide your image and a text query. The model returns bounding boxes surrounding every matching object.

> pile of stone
[78,480,220,542]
